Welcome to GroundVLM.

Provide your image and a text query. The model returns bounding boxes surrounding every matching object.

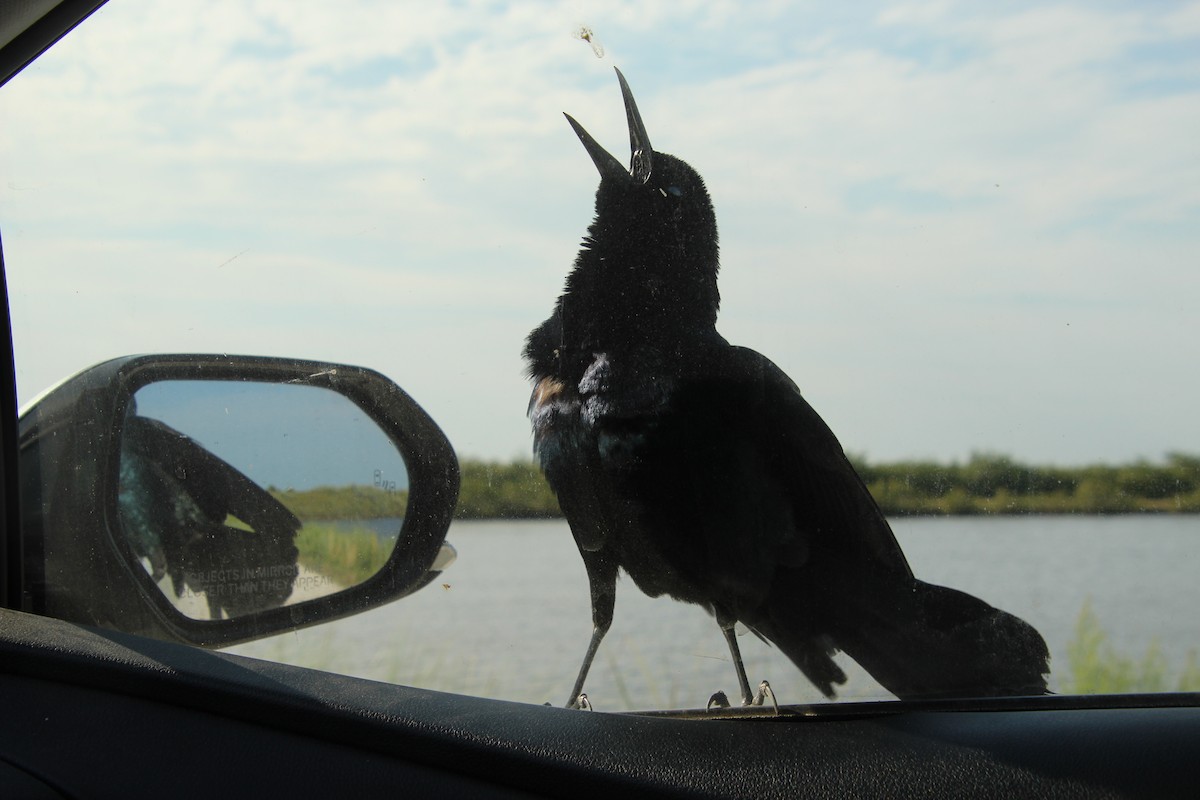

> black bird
[525,68,1049,708]
[119,414,301,619]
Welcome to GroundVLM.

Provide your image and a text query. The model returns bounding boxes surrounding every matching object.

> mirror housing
[18,354,459,647]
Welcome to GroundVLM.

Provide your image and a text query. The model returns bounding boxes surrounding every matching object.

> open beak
[564,67,654,185]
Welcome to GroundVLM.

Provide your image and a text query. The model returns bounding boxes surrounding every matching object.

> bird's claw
[706,691,731,711]
[750,680,779,714]
[570,693,593,711]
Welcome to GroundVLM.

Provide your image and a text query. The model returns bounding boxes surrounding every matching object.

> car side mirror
[17,354,459,647]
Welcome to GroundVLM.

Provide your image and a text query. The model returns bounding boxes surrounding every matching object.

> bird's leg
[751,680,780,714]
[567,617,610,708]
[567,552,617,709]
[706,691,731,711]
[715,606,755,706]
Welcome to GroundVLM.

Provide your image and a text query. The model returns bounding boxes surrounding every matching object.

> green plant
[1063,598,1200,694]
[294,523,391,586]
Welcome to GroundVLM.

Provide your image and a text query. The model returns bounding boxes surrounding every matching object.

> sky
[2,0,1198,466]
[133,379,409,491]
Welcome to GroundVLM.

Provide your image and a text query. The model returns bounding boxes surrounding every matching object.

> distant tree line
[850,452,1200,515]
[269,453,1200,520]
[454,459,561,519]
[453,452,1200,519]
[270,485,409,520]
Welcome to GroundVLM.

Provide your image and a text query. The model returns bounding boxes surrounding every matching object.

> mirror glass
[118,379,410,620]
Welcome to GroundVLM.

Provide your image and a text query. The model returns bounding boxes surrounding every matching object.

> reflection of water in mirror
[117,379,410,620]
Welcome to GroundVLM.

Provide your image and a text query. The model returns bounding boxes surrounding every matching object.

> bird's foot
[749,680,779,714]
[569,693,593,711]
[706,691,731,711]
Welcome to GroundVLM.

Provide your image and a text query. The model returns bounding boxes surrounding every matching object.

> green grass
[294,522,392,587]
[1063,598,1200,694]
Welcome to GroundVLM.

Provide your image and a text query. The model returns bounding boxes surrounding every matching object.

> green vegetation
[1063,599,1200,694]
[263,453,1200,521]
[454,459,562,519]
[854,452,1200,515]
[294,522,391,587]
[270,485,408,520]
[454,452,1200,518]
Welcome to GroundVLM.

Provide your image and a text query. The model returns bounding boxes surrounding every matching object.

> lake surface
[227,515,1200,711]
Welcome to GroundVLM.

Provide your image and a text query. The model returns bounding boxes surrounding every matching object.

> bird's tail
[763,563,1050,701]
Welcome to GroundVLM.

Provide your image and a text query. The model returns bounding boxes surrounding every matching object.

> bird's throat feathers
[555,162,722,350]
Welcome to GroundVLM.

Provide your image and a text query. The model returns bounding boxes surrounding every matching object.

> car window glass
[2,1,1198,710]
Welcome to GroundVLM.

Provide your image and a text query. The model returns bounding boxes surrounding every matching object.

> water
[227,515,1200,711]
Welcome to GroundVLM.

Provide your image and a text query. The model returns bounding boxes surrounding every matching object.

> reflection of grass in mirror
[295,523,391,586]
[1064,598,1200,694]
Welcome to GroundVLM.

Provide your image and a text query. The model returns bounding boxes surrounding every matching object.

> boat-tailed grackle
[525,68,1049,709]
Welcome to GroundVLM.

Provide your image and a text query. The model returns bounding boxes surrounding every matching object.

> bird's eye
[667,186,684,197]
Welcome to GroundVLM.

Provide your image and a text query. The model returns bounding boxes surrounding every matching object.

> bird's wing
[721,344,914,578]
[622,340,912,613]
[126,416,301,539]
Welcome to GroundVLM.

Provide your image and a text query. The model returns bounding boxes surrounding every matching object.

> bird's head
[562,68,721,338]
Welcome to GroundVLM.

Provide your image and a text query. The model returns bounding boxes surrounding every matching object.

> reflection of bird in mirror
[119,415,301,619]
[524,68,1049,708]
